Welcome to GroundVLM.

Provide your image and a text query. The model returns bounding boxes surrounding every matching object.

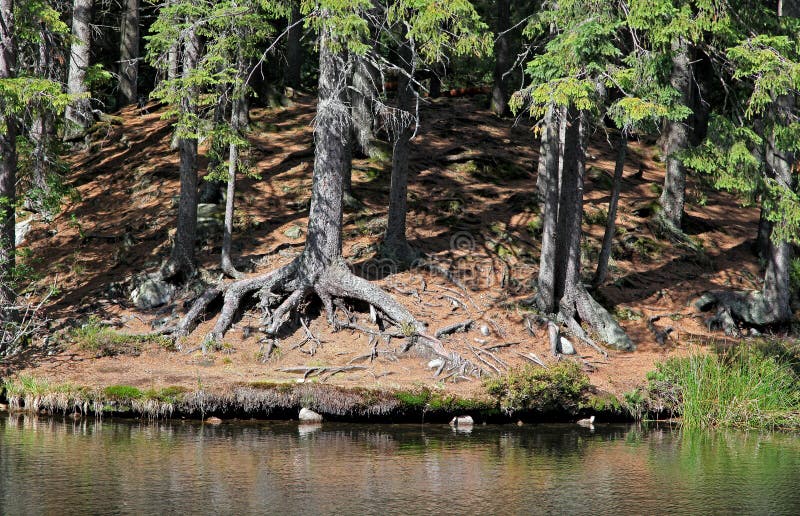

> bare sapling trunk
[171,27,467,370]
[26,27,58,218]
[64,0,94,140]
[161,24,200,281]
[118,0,140,107]
[490,0,510,116]
[593,133,627,287]
[658,37,692,230]
[381,38,418,266]
[0,0,17,309]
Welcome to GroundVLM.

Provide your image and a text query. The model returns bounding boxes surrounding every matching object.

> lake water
[1,414,799,515]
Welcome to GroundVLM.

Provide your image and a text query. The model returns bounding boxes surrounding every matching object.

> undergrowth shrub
[484,362,589,414]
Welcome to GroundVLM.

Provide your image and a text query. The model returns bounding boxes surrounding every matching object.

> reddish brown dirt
[6,93,764,399]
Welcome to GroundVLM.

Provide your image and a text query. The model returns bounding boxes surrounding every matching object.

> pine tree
[64,0,93,139]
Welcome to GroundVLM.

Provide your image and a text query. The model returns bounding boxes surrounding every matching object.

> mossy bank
[0,362,632,424]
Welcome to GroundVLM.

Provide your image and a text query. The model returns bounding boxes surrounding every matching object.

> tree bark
[762,94,794,324]
[285,1,303,89]
[220,99,242,279]
[593,134,627,287]
[65,0,93,140]
[554,108,582,303]
[162,24,200,281]
[350,55,378,158]
[490,0,510,116]
[659,37,692,230]
[0,0,17,306]
[382,39,417,265]
[536,104,561,313]
[118,0,140,107]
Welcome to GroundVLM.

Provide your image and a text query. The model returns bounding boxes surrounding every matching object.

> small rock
[130,278,175,309]
[427,359,445,370]
[558,336,576,355]
[299,407,323,422]
[205,416,223,425]
[284,225,303,239]
[480,324,490,336]
[449,415,474,427]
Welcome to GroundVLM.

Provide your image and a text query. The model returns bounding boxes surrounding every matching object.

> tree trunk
[118,0,139,107]
[490,0,510,116]
[382,39,417,265]
[593,134,627,287]
[554,108,582,303]
[65,0,93,140]
[162,24,200,281]
[659,37,692,229]
[285,1,302,89]
[26,26,57,218]
[762,94,794,323]
[536,104,561,313]
[221,98,241,279]
[350,55,378,158]
[0,0,16,307]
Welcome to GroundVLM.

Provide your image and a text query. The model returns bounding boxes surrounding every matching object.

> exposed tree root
[693,290,786,336]
[171,258,475,371]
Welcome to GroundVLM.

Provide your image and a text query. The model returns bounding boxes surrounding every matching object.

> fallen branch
[435,319,474,338]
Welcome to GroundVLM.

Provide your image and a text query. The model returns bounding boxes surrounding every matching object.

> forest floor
[3,92,767,404]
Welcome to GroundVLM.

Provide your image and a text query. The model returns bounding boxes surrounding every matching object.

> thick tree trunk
[554,108,582,303]
[0,0,16,307]
[762,94,794,323]
[351,55,378,158]
[593,134,627,287]
[296,29,349,282]
[162,25,200,281]
[382,40,417,265]
[536,105,561,312]
[285,1,303,89]
[118,0,139,107]
[535,106,632,351]
[65,0,93,140]
[490,0,510,116]
[659,37,692,229]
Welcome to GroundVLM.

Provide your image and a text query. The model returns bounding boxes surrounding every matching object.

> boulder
[130,278,175,309]
[449,415,474,427]
[299,407,323,422]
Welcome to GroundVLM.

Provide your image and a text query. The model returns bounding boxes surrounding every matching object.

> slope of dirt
[5,93,765,400]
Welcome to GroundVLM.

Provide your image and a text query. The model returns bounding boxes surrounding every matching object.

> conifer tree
[64,0,93,139]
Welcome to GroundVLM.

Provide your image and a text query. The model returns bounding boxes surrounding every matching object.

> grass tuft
[484,362,589,414]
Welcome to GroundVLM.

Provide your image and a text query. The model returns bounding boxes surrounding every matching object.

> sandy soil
[4,92,765,399]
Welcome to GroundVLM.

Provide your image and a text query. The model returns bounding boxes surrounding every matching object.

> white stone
[558,336,576,355]
[427,359,445,370]
[449,415,474,427]
[299,407,323,422]
[480,324,490,336]
[15,216,37,246]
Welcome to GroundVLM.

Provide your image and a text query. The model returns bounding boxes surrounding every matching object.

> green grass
[70,317,175,356]
[484,362,590,414]
[646,344,800,429]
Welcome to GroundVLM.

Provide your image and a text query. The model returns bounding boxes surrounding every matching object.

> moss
[103,385,143,401]
[484,362,590,414]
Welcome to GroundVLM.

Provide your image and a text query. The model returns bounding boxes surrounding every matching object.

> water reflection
[1,414,799,515]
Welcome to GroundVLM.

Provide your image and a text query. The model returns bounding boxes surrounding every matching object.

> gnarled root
[693,290,786,336]
[172,258,474,372]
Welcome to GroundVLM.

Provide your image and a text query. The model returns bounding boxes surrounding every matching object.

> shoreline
[0,377,637,424]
